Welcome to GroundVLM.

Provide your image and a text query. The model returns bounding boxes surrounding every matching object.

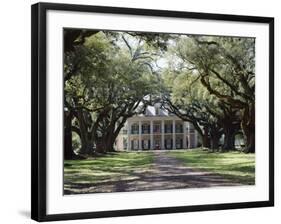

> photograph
[31,2,274,221]
[63,29,256,195]
[0,0,278,223]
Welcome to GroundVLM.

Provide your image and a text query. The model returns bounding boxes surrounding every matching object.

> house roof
[138,104,175,117]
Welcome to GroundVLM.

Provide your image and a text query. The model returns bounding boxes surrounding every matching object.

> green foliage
[162,63,224,139]
[175,36,255,105]
[161,35,255,151]
[65,31,161,109]
[64,31,165,153]
[64,29,255,154]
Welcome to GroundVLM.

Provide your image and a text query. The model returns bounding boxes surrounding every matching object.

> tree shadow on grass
[64,167,248,195]
[64,151,255,195]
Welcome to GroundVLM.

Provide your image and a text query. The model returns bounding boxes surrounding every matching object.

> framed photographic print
[31,2,274,222]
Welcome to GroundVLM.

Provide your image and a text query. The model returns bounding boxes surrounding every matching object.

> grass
[64,149,255,194]
[64,152,154,190]
[168,149,255,185]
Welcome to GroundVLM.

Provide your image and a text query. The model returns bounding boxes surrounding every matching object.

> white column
[172,120,176,149]
[183,122,187,149]
[138,120,142,150]
[127,121,131,151]
[187,122,191,148]
[161,120,165,149]
[150,120,153,150]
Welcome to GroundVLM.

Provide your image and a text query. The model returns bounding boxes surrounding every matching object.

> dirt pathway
[65,151,241,194]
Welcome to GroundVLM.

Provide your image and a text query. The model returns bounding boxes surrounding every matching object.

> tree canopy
[64,31,165,156]
[63,29,256,158]
[175,36,253,152]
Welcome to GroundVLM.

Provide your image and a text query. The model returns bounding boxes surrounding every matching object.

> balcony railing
[131,130,139,134]
[128,124,188,134]
[176,128,183,133]
[165,129,172,133]
[142,129,150,134]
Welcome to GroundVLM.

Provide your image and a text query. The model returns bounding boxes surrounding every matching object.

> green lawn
[168,149,255,185]
[65,150,255,194]
[64,152,154,190]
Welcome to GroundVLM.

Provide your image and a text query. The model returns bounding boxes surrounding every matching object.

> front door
[154,139,161,150]
[132,140,138,150]
[143,140,149,150]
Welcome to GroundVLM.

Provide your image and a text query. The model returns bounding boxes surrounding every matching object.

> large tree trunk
[64,111,75,160]
[76,110,95,155]
[80,137,94,155]
[210,131,221,151]
[242,124,255,153]
[95,137,109,154]
[95,117,127,153]
[79,129,95,155]
[96,139,114,153]
[95,131,116,153]
[210,136,220,151]
[241,103,255,153]
[222,125,236,151]
[106,137,116,152]
[202,126,210,148]
[243,130,255,153]
[106,128,116,152]
[64,31,101,157]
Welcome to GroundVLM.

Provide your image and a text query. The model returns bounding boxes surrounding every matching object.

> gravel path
[65,151,241,194]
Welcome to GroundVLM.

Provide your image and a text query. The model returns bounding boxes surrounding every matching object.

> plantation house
[116,104,198,150]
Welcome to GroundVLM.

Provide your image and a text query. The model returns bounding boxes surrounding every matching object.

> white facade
[116,104,198,150]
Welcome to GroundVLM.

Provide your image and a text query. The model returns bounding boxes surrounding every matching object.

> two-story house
[116,103,198,150]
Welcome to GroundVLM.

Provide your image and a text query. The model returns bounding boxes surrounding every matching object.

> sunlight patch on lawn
[168,149,255,185]
[64,152,154,186]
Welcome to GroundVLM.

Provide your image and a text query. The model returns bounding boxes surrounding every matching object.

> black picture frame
[31,2,274,222]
